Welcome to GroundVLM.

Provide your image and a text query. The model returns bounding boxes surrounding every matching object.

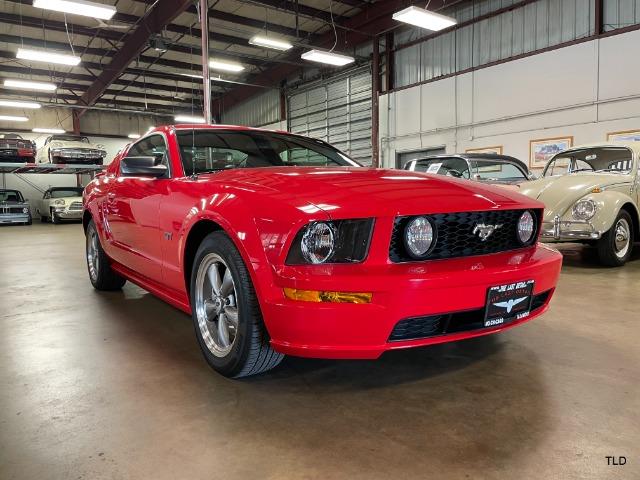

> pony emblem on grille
[473,223,503,241]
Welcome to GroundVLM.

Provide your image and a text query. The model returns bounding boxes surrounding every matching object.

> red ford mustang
[83,125,562,378]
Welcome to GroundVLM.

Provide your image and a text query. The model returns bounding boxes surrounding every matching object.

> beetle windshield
[176,129,359,175]
[49,188,83,198]
[0,190,24,203]
[543,147,634,177]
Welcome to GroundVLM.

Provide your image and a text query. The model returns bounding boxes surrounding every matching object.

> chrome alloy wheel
[614,218,631,258]
[194,253,239,357]
[87,228,100,281]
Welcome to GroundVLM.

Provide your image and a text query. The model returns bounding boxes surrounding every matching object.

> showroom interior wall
[380,27,640,169]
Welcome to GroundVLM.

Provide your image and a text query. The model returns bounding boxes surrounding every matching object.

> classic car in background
[0,189,32,225]
[404,153,534,189]
[37,186,84,224]
[520,143,639,266]
[36,134,107,165]
[83,125,562,378]
[0,133,36,163]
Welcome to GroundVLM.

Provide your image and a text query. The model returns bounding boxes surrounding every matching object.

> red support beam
[371,35,380,168]
[77,0,194,115]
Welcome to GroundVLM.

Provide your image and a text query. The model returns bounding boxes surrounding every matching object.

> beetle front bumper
[262,243,562,359]
[539,215,602,242]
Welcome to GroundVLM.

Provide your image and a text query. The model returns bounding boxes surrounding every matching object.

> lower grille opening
[388,289,552,342]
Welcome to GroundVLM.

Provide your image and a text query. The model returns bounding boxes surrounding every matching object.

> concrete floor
[1,223,638,480]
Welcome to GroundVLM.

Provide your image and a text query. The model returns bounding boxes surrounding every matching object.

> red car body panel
[84,125,562,359]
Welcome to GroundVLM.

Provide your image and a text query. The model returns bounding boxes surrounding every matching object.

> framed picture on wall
[607,130,640,142]
[465,146,503,155]
[529,136,573,169]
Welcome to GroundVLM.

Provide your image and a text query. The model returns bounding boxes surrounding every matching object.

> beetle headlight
[54,199,66,206]
[286,219,375,265]
[403,216,435,258]
[517,210,536,244]
[572,199,597,221]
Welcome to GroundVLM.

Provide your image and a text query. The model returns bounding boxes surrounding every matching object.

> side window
[414,158,470,178]
[544,157,571,177]
[125,135,169,171]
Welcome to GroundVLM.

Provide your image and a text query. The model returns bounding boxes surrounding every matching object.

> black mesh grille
[390,209,540,263]
[388,290,552,342]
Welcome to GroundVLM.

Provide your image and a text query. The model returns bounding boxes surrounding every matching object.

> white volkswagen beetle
[36,134,107,165]
[520,143,639,266]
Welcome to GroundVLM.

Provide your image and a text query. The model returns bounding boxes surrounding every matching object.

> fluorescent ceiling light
[301,49,355,66]
[209,60,245,73]
[392,6,457,31]
[179,72,204,79]
[174,115,206,124]
[17,48,81,66]
[0,99,41,109]
[3,79,57,91]
[33,128,66,134]
[0,115,29,122]
[249,35,293,51]
[33,0,116,20]
[128,133,141,139]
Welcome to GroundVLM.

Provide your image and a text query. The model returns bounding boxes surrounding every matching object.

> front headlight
[572,199,597,220]
[54,199,66,206]
[22,207,29,214]
[286,219,375,265]
[403,216,435,259]
[517,210,536,244]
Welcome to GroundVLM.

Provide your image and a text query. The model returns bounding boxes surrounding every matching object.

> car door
[105,134,171,284]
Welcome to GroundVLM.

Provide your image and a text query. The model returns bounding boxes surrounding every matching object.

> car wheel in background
[597,210,634,267]
[190,231,283,378]
[85,219,126,291]
[51,210,60,224]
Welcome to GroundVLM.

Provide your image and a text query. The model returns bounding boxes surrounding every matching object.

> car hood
[211,167,542,218]
[519,173,632,218]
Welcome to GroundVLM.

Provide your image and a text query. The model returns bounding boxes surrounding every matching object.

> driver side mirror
[121,156,167,177]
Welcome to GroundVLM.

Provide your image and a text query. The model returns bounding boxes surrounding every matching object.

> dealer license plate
[484,280,534,328]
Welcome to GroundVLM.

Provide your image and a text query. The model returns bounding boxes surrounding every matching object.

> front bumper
[0,213,30,224]
[539,215,602,242]
[50,148,106,164]
[262,244,562,359]
[52,205,83,219]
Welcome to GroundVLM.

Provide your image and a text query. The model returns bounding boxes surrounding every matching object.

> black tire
[40,214,48,223]
[85,219,126,290]
[26,218,32,225]
[190,231,283,378]
[51,209,60,224]
[597,210,634,267]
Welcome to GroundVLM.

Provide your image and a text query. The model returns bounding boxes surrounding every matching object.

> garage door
[287,67,373,166]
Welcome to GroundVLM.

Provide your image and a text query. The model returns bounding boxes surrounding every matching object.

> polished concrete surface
[1,223,638,480]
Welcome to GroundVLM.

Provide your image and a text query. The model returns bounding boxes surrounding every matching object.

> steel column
[199,0,212,124]
[371,35,380,168]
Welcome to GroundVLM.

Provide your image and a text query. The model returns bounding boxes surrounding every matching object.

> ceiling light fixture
[0,115,29,122]
[17,48,81,66]
[32,0,117,20]
[249,35,293,51]
[128,133,141,139]
[209,60,245,73]
[301,49,355,66]
[3,79,57,91]
[174,115,206,124]
[0,99,41,109]
[33,128,66,134]
[179,72,204,79]
[392,6,457,31]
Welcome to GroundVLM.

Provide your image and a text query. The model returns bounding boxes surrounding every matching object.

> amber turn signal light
[283,288,372,304]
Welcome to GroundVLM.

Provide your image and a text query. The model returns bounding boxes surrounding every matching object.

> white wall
[380,29,640,171]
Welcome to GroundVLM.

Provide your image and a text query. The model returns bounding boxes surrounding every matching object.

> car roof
[555,142,640,155]
[413,153,529,172]
[151,124,289,135]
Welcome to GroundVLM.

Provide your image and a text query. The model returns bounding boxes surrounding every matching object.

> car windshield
[176,129,359,175]
[52,135,89,143]
[49,188,83,198]
[0,133,23,140]
[412,157,528,182]
[0,190,24,202]
[544,147,634,177]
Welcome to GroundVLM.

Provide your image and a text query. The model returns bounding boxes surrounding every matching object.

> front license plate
[484,280,534,328]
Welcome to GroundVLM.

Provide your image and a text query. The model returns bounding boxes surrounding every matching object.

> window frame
[122,133,172,178]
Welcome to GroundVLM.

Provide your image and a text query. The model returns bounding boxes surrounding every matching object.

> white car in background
[37,187,84,224]
[36,134,107,165]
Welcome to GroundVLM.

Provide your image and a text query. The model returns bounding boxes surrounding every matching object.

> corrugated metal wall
[287,67,373,165]
[603,0,640,31]
[220,89,280,127]
[395,0,596,88]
